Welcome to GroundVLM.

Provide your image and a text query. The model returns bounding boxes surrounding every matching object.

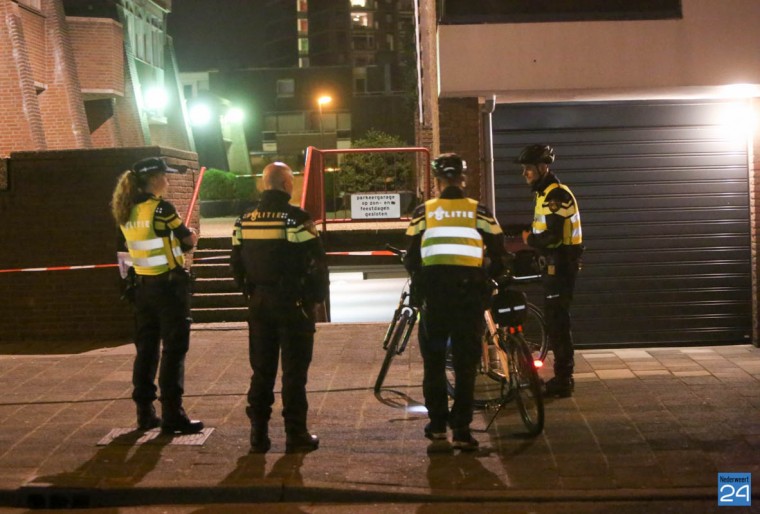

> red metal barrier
[300,146,431,233]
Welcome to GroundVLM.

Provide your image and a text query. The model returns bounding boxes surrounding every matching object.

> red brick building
[0,0,199,342]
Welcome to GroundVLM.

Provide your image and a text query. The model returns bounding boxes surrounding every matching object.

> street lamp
[317,95,332,148]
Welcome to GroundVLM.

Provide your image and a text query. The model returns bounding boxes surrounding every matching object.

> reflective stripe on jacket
[532,182,582,248]
[121,198,184,276]
[417,198,483,267]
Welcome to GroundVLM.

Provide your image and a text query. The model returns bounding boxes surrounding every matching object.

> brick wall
[438,97,482,201]
[0,147,199,343]
[0,1,46,154]
[37,0,91,150]
[19,6,45,81]
[67,17,124,95]
[751,98,759,346]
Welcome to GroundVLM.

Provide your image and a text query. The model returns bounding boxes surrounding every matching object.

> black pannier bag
[490,288,528,326]
[512,249,541,278]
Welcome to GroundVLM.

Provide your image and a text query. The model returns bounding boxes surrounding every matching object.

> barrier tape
[0,264,119,273]
[0,250,398,273]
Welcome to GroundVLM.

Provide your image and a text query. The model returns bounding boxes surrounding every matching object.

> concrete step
[197,236,232,250]
[192,292,246,310]
[191,307,248,323]
[194,277,239,294]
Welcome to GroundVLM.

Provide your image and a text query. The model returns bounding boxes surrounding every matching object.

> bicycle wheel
[374,311,412,393]
[505,332,545,436]
[522,303,548,362]
[446,334,509,408]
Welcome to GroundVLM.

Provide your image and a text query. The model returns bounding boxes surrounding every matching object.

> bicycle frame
[382,283,416,355]
[482,309,510,380]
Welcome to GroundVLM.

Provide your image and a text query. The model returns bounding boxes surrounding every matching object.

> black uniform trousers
[245,289,315,436]
[418,282,485,431]
[543,258,579,380]
[132,270,192,407]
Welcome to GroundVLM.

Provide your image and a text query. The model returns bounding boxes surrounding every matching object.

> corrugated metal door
[492,101,752,347]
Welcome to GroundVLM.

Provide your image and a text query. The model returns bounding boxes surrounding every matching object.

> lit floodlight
[189,103,213,127]
[718,102,757,140]
[224,107,244,124]
[317,95,332,107]
[144,87,168,112]
[722,83,759,99]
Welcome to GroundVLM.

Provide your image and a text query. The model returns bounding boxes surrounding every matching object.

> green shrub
[339,130,414,194]
[234,175,258,202]
[199,169,235,200]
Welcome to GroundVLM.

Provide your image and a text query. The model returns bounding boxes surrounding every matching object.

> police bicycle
[374,247,547,399]
[373,246,419,393]
[445,256,546,436]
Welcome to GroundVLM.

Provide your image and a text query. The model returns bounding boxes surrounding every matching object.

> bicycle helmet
[514,145,555,165]
[432,153,467,179]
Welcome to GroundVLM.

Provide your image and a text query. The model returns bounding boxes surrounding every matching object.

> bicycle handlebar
[385,244,405,258]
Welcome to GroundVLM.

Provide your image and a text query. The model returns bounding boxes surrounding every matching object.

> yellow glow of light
[317,95,332,107]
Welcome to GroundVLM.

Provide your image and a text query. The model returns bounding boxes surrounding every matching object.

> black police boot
[285,432,319,454]
[160,404,204,435]
[544,376,575,398]
[424,421,447,441]
[451,429,479,451]
[250,425,271,454]
[136,403,160,430]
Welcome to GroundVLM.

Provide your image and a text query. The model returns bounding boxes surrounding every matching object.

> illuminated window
[350,0,367,6]
[352,12,370,28]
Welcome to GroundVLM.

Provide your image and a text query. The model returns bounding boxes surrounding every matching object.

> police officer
[111,157,204,434]
[230,162,329,454]
[404,153,508,450]
[516,144,583,398]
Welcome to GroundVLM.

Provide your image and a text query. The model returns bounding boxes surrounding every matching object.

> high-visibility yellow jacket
[120,195,188,276]
[404,187,507,277]
[529,175,582,250]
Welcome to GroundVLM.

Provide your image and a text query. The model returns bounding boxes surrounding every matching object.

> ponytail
[111,170,140,226]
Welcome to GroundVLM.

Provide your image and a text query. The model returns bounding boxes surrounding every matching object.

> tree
[338,130,414,194]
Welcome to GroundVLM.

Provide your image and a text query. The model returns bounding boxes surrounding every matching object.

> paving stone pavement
[0,323,758,512]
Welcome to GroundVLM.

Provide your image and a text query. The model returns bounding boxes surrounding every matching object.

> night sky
[168,0,265,72]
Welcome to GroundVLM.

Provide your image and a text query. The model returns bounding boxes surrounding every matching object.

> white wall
[438,0,760,102]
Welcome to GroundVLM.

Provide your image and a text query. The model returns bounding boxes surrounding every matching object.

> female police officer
[111,157,204,434]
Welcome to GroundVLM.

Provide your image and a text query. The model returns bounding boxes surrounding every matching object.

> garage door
[492,100,752,348]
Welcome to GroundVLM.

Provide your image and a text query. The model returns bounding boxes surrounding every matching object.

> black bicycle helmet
[432,153,467,179]
[515,144,555,165]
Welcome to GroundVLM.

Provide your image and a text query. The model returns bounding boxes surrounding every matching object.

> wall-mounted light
[224,107,245,124]
[189,103,212,127]
[144,86,168,113]
[717,101,757,141]
[721,83,759,99]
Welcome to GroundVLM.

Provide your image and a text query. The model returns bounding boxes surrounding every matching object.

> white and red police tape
[0,250,397,273]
